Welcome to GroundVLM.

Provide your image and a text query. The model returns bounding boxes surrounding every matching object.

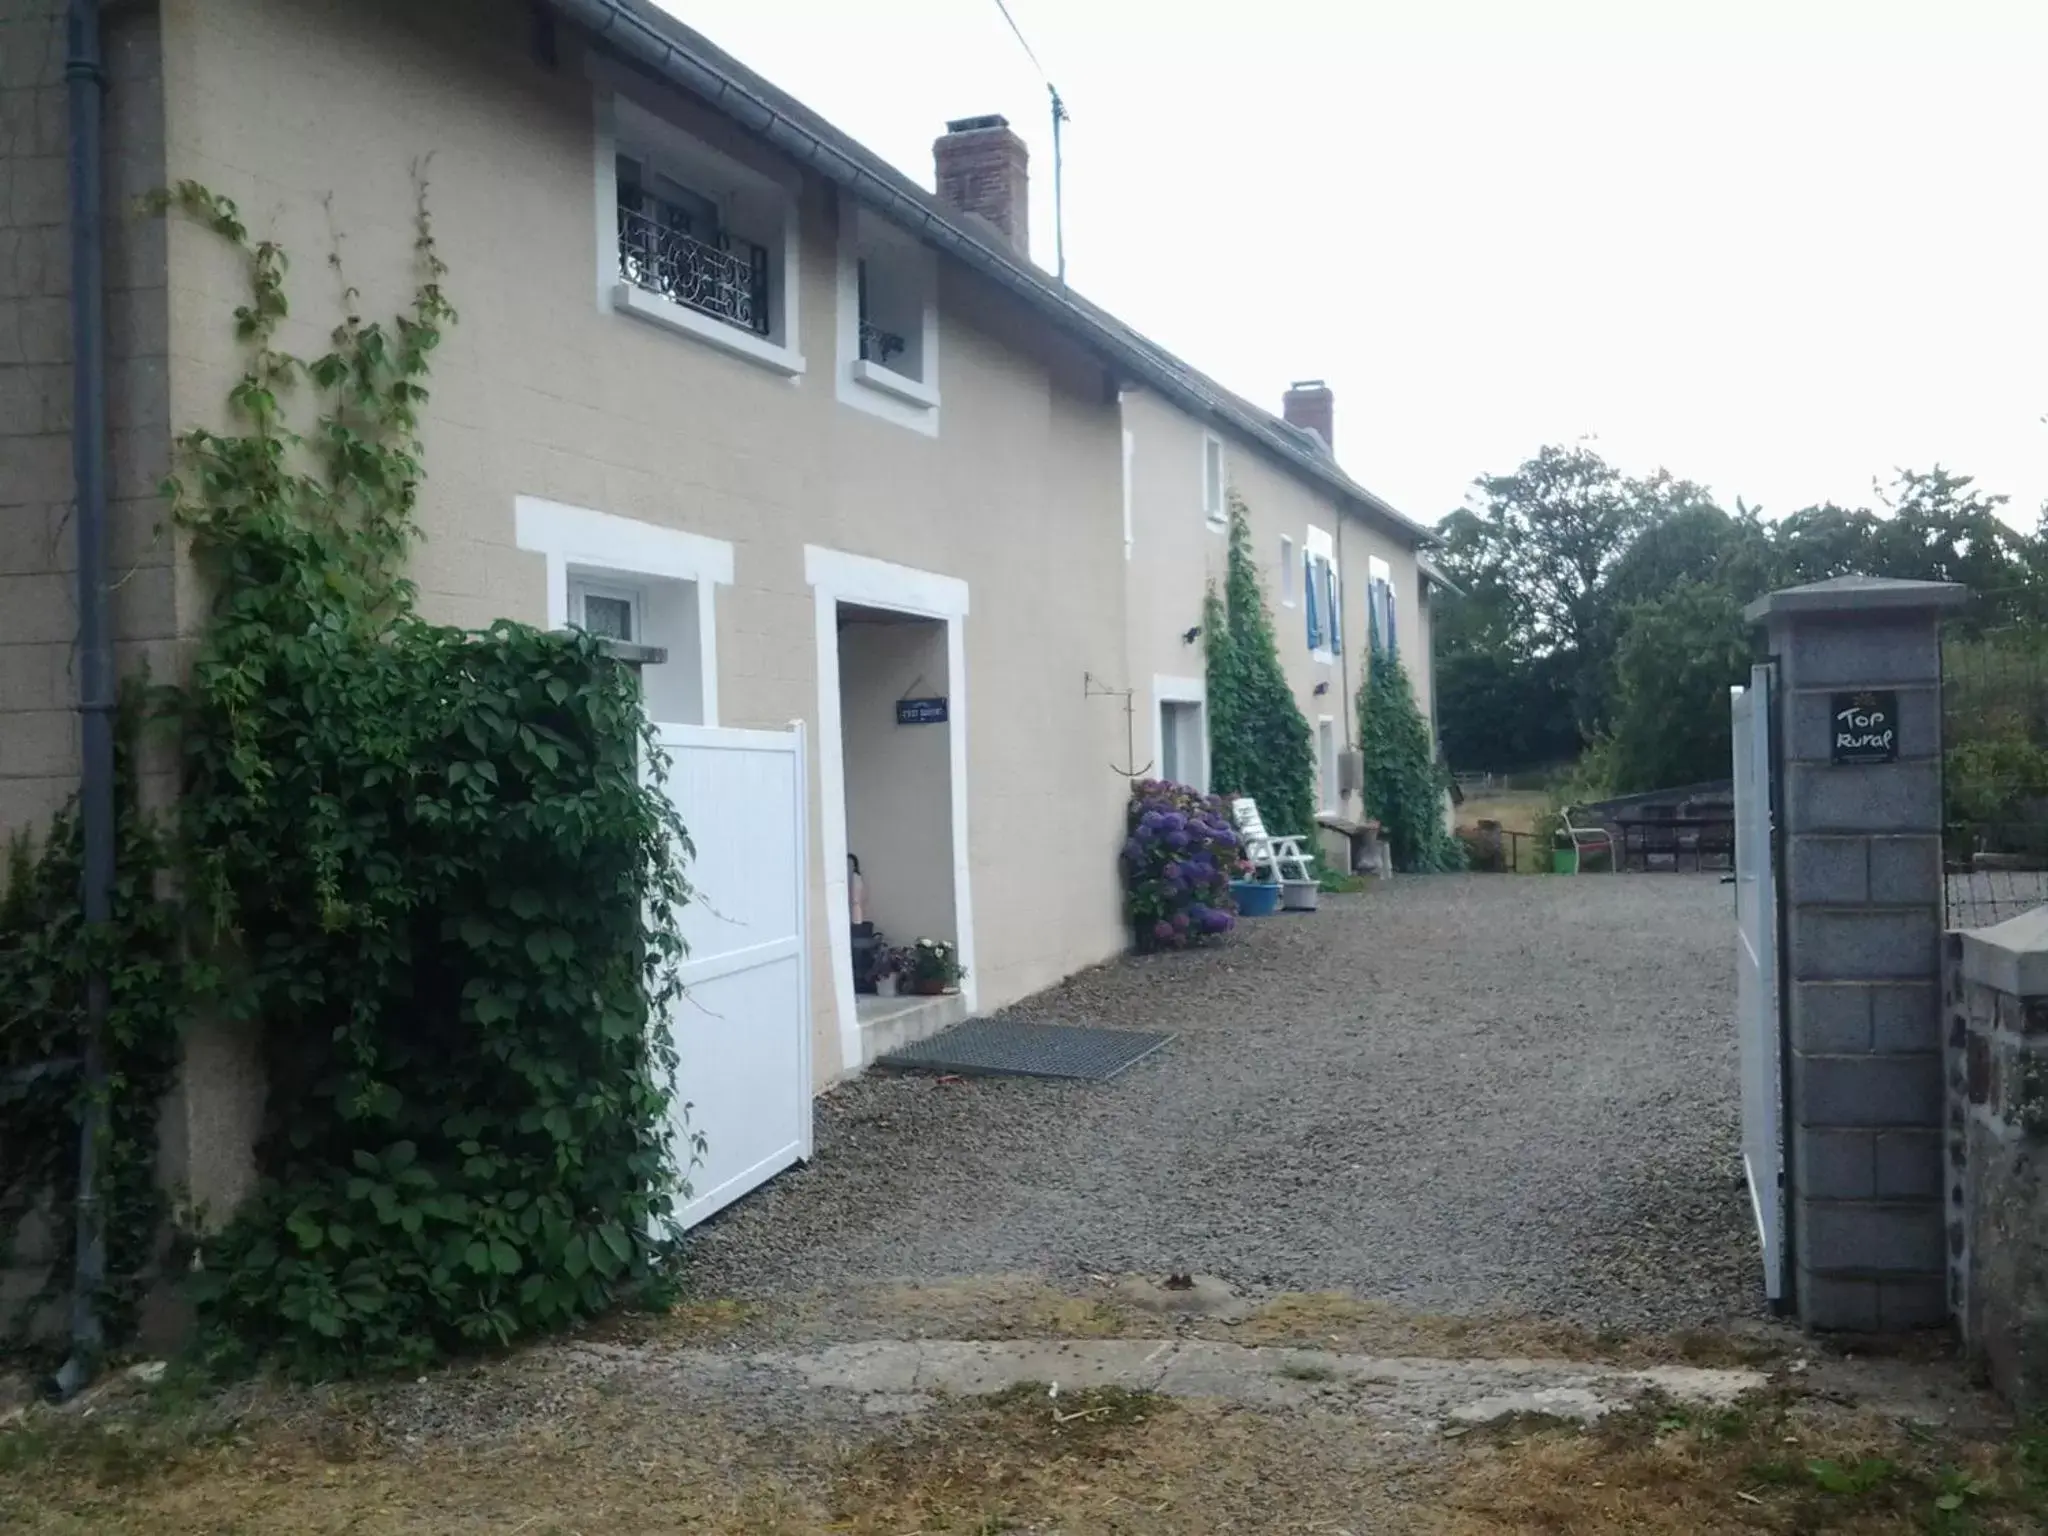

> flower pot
[1230,879,1282,918]
[875,973,899,998]
[1280,879,1320,912]
[915,978,948,995]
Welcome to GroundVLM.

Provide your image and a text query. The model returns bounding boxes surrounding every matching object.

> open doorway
[837,602,959,1048]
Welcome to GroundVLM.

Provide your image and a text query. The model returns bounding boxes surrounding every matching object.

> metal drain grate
[876,1018,1174,1082]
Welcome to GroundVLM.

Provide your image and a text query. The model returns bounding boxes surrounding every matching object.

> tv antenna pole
[991,0,1069,283]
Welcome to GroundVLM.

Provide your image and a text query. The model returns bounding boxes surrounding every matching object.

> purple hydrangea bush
[1120,779,1241,951]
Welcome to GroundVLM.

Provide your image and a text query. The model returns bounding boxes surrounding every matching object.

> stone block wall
[1946,922,2048,1410]
[0,0,175,845]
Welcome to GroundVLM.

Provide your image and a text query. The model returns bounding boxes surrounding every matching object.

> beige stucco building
[1,0,1441,1225]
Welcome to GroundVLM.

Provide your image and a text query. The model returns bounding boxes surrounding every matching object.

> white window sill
[851,358,938,410]
[1205,514,1227,533]
[1311,649,1336,666]
[613,281,805,378]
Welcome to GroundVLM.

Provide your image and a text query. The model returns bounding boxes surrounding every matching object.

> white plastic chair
[1557,806,1614,872]
[1231,797,1316,882]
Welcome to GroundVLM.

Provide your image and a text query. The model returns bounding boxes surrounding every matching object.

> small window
[1318,717,1338,814]
[1122,430,1136,561]
[1279,536,1296,606]
[1368,556,1397,655]
[569,579,641,642]
[1160,699,1205,790]
[1202,435,1225,526]
[1304,546,1336,660]
[856,256,926,382]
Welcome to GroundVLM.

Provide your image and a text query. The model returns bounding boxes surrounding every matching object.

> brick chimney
[934,114,1029,258]
[1283,380,1335,452]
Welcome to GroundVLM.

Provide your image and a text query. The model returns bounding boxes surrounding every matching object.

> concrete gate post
[1745,576,1967,1330]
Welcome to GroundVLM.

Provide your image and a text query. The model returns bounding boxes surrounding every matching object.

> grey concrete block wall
[1749,577,1965,1332]
[0,0,175,847]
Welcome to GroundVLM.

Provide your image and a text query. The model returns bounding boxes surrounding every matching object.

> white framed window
[836,199,940,431]
[1318,716,1339,814]
[1279,535,1296,606]
[1122,428,1136,560]
[1152,675,1208,791]
[1304,525,1337,663]
[516,497,735,729]
[568,577,642,642]
[599,92,805,378]
[1368,555,1398,655]
[1202,433,1226,529]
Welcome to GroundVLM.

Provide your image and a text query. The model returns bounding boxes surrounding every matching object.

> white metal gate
[1731,665,1787,1304]
[654,721,812,1230]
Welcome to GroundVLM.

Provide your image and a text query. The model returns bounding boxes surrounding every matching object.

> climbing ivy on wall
[3,172,697,1379]
[1205,497,1317,841]
[0,698,189,1355]
[1357,641,1462,873]
[145,178,697,1376]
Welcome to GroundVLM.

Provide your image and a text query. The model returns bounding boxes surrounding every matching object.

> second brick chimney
[1283,380,1335,452]
[934,114,1029,258]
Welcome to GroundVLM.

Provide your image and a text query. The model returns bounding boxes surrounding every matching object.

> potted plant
[905,938,965,995]
[873,947,904,998]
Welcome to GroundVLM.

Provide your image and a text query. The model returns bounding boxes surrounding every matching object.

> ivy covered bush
[1121,780,1240,951]
[1205,498,1317,840]
[1357,641,1463,872]
[0,701,188,1351]
[134,181,693,1376]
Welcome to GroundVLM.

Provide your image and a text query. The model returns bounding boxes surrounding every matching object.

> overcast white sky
[662,0,2048,530]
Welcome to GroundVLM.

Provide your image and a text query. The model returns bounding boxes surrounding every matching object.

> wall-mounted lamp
[1181,625,1202,645]
[1313,680,1331,696]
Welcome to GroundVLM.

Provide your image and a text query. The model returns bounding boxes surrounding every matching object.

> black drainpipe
[54,0,112,1402]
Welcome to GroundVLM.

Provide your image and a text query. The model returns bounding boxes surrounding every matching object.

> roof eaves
[555,0,1438,550]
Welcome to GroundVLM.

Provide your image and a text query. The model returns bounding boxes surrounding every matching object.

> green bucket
[1552,845,1579,875]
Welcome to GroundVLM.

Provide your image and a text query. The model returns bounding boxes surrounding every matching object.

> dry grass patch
[0,1381,1428,1534]
[1236,1292,1782,1369]
[1439,1394,2047,1535]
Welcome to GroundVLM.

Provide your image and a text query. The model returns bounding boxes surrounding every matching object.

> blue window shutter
[1386,587,1398,655]
[1304,554,1320,648]
[1325,563,1340,650]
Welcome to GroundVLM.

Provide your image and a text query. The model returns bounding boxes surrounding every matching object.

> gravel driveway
[686,874,1761,1334]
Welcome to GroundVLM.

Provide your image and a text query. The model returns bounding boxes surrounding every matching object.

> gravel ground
[685,874,1761,1334]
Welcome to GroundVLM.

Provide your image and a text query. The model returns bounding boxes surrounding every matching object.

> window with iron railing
[615,156,770,337]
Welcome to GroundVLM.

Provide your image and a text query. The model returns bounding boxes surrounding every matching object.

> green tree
[1606,580,1753,792]
[1205,497,1316,838]
[1357,642,1461,871]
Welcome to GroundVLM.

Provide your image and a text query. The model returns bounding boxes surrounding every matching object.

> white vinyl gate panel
[1731,666,1786,1304]
[654,722,812,1231]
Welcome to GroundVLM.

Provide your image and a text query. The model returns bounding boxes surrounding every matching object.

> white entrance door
[653,721,811,1229]
[1731,666,1786,1303]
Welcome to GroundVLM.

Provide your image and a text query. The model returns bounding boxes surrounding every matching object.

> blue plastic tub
[1230,879,1282,918]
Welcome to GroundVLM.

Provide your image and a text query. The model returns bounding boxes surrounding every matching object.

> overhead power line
[987,0,1071,284]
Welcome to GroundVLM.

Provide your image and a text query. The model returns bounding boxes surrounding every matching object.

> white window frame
[1304,524,1337,664]
[1318,715,1339,814]
[567,577,643,642]
[1202,433,1226,530]
[1121,428,1136,561]
[834,196,940,433]
[515,496,734,726]
[1279,534,1296,607]
[595,88,806,380]
[1151,674,1208,792]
